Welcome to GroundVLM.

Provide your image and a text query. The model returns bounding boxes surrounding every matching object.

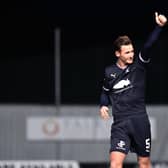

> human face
[115,44,134,67]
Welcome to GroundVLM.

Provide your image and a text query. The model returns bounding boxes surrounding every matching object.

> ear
[115,51,120,57]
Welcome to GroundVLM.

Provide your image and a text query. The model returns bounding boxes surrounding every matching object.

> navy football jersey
[100,26,162,119]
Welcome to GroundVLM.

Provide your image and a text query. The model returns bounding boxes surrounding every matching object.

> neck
[116,60,127,69]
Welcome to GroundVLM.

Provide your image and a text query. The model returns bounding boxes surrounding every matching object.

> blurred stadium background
[1,0,168,168]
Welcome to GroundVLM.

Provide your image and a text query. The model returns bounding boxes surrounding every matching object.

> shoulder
[105,64,116,72]
[104,64,118,78]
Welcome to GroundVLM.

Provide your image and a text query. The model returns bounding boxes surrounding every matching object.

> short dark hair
[113,35,132,52]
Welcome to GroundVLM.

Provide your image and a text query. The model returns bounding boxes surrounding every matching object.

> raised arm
[139,12,167,63]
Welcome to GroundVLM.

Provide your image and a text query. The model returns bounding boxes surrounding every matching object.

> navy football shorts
[110,114,151,157]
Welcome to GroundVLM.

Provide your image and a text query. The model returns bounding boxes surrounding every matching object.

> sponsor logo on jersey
[113,79,131,89]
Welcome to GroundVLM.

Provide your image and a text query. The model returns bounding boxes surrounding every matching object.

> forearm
[100,90,109,107]
[144,26,162,48]
[140,25,162,61]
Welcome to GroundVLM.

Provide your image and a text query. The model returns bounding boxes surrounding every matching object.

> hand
[99,106,110,120]
[155,12,167,27]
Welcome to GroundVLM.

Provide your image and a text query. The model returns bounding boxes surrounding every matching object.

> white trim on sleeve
[139,52,150,63]
[102,86,110,91]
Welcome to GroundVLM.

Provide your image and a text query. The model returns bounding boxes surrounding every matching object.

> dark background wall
[1,0,168,104]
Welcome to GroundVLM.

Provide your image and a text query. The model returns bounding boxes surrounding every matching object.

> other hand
[99,106,110,120]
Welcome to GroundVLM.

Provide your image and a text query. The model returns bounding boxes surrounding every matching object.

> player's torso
[105,60,147,117]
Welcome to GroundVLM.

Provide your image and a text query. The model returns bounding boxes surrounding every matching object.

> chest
[106,65,145,91]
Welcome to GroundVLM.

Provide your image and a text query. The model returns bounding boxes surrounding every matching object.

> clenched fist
[155,12,167,27]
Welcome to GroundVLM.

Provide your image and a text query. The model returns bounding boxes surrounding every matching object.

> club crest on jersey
[125,68,130,73]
